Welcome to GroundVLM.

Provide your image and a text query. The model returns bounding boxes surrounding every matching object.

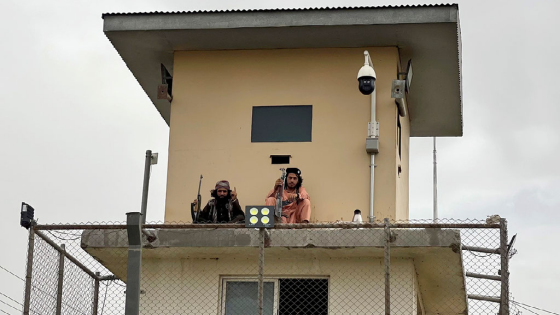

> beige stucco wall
[138,257,417,314]
[165,47,407,223]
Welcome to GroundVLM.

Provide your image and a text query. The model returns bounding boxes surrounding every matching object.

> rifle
[191,175,203,222]
[275,168,286,219]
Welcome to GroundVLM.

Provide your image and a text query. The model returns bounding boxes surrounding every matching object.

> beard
[216,195,230,205]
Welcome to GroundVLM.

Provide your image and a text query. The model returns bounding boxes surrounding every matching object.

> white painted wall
[137,257,418,314]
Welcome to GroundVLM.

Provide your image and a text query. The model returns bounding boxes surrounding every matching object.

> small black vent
[270,155,291,164]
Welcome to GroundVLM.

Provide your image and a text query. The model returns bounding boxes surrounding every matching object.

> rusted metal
[34,230,100,280]
[384,218,391,315]
[23,227,35,315]
[93,272,100,315]
[56,244,65,315]
[33,222,499,230]
[468,294,501,303]
[462,245,500,254]
[500,218,509,315]
[258,228,265,315]
[466,272,501,281]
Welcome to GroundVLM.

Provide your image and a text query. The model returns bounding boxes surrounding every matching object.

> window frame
[219,276,330,315]
[220,277,279,315]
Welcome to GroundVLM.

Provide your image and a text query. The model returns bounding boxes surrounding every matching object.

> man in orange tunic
[265,168,311,223]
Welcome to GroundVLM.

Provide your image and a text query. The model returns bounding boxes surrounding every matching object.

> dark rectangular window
[279,278,328,315]
[251,106,312,142]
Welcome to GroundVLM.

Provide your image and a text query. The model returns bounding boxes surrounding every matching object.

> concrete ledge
[82,227,461,250]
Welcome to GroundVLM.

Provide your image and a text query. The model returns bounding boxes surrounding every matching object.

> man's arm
[196,203,212,223]
[266,189,277,199]
[231,199,245,223]
[298,187,309,200]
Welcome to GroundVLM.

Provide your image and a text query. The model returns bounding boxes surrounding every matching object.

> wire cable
[512,301,560,315]
[0,300,20,313]
[514,302,542,315]
[0,307,15,315]
[0,266,25,282]
[0,292,22,308]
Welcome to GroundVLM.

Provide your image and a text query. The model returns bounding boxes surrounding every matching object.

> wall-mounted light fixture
[245,206,275,228]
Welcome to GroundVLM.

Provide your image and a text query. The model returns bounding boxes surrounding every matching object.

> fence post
[125,212,143,315]
[23,227,35,315]
[500,218,509,315]
[384,218,391,315]
[258,228,265,315]
[56,244,66,315]
[93,272,100,315]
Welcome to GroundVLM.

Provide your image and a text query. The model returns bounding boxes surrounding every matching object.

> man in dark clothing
[192,180,245,223]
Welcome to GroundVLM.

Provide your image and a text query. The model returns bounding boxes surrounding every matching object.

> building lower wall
[138,256,417,314]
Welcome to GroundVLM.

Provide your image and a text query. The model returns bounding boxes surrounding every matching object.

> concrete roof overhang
[82,227,468,314]
[102,4,462,137]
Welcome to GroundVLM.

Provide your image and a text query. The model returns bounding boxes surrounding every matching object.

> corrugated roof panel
[102,3,457,17]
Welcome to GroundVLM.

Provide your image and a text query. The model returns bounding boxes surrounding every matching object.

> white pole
[433,137,438,221]
[366,51,377,223]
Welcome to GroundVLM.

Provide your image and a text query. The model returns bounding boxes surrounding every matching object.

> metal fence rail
[22,218,513,315]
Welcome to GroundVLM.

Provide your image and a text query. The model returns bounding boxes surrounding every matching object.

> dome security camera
[357,64,376,95]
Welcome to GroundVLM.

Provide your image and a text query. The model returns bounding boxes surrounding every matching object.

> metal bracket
[368,122,379,138]
[391,80,408,117]
[157,84,173,102]
[150,153,159,165]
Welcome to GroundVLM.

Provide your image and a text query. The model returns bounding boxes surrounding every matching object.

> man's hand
[192,199,198,209]
[287,193,298,202]
[231,187,238,200]
[274,178,283,190]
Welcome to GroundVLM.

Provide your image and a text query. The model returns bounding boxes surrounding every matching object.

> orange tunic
[265,187,311,223]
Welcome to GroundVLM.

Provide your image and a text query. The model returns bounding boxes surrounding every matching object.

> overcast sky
[1,0,559,313]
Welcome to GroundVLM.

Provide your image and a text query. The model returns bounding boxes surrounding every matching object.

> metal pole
[384,218,391,315]
[500,218,509,315]
[125,212,143,315]
[258,228,265,315]
[433,137,438,221]
[369,69,377,224]
[93,272,100,315]
[23,227,35,315]
[469,294,501,303]
[370,154,375,223]
[466,272,501,281]
[56,244,65,315]
[140,150,152,224]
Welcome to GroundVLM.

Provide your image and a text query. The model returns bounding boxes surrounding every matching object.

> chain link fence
[21,218,513,315]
